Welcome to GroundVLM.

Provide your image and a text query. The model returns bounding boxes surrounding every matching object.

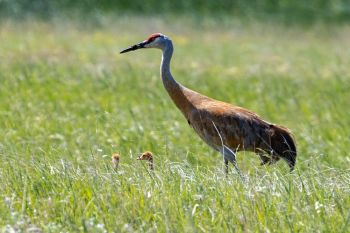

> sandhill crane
[137,151,154,171]
[111,153,120,170]
[120,33,297,176]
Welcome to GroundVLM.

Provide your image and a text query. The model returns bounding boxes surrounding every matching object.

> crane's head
[137,151,153,161]
[120,33,169,54]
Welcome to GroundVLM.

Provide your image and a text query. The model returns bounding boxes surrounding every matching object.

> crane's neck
[161,41,178,92]
[161,41,193,117]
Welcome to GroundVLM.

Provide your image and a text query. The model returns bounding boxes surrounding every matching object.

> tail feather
[270,125,297,171]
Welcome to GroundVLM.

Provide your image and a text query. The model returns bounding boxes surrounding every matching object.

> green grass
[0,17,349,232]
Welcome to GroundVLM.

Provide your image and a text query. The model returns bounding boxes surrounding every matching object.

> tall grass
[0,18,349,232]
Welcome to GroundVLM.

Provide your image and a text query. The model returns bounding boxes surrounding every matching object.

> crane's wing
[188,99,273,151]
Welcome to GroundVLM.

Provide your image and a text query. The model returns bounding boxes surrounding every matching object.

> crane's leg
[211,121,244,180]
[258,153,270,166]
[222,146,244,180]
[269,155,280,165]
[224,158,229,176]
[257,151,280,166]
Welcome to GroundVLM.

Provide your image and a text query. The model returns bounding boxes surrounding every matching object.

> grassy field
[0,17,349,232]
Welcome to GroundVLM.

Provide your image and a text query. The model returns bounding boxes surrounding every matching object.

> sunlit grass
[0,17,349,232]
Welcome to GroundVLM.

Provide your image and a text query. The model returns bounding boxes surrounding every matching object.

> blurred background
[1,0,350,23]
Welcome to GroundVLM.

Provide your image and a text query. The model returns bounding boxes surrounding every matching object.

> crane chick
[137,151,154,171]
[111,153,120,171]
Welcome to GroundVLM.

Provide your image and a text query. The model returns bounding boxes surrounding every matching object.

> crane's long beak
[120,41,147,54]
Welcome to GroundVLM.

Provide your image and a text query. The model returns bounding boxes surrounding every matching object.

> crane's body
[121,33,297,175]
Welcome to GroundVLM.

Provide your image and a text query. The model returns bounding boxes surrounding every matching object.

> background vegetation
[1,0,350,23]
[0,1,349,232]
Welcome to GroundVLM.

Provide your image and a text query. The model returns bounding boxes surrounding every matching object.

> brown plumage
[137,151,154,171]
[185,93,297,172]
[121,33,297,175]
[111,153,120,170]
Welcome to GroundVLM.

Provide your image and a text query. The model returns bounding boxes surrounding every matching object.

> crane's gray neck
[161,41,178,90]
[160,40,193,116]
